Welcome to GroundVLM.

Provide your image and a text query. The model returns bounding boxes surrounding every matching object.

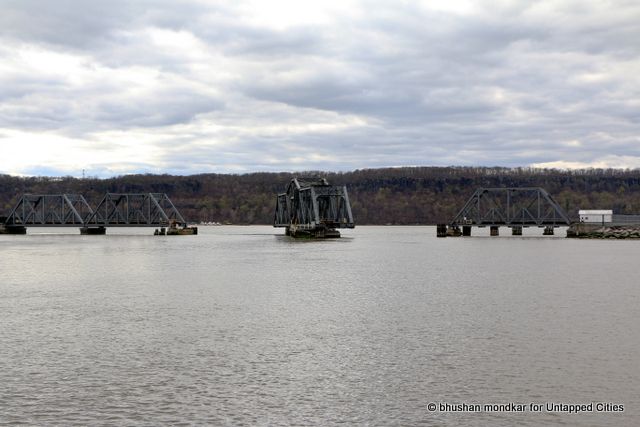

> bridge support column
[490,226,500,236]
[462,225,472,236]
[447,225,461,237]
[0,225,27,234]
[543,226,554,235]
[80,226,106,235]
[512,226,522,236]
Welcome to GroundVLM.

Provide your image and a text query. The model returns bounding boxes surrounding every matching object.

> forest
[2,166,640,225]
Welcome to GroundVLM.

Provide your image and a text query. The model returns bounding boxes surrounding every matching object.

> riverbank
[566,223,640,238]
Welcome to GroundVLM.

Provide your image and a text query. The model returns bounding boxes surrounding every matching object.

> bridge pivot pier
[287,223,341,238]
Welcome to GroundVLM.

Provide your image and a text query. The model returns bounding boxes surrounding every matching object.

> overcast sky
[1,0,639,177]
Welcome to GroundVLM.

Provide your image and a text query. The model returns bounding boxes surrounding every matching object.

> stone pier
[0,225,27,234]
[80,226,106,235]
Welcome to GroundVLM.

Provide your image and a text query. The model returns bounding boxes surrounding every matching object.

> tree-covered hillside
[2,167,640,224]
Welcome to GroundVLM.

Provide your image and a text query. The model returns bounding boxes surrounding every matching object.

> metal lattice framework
[274,177,355,231]
[85,193,186,227]
[4,193,186,227]
[5,194,94,226]
[450,187,571,227]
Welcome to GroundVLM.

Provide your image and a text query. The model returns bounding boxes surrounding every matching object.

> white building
[579,210,612,223]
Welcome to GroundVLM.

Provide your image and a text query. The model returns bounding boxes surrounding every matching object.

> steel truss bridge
[441,187,571,236]
[274,177,355,237]
[2,193,187,233]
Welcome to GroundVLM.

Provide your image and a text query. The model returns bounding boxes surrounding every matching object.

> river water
[0,226,638,426]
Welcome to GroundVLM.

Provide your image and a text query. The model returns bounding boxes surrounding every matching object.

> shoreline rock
[566,223,640,239]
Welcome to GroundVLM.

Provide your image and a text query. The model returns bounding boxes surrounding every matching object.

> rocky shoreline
[566,223,640,239]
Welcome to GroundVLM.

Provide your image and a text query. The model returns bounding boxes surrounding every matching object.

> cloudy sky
[1,0,639,177]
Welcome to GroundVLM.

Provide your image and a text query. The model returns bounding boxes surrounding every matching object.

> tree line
[2,166,640,224]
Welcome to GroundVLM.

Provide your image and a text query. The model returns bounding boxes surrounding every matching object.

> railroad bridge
[438,187,571,237]
[0,193,195,235]
[274,177,355,237]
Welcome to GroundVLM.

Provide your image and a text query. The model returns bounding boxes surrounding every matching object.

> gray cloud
[1,0,640,176]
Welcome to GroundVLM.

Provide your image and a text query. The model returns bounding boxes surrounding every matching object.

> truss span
[4,193,187,228]
[4,194,94,227]
[450,187,571,227]
[85,193,186,227]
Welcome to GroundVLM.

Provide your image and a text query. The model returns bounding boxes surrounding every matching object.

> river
[0,226,638,425]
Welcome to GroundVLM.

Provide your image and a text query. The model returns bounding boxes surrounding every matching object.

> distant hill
[2,167,640,224]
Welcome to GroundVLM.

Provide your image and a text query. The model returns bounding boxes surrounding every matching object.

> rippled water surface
[1,226,638,426]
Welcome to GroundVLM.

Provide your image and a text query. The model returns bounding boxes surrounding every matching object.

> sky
[1,0,639,177]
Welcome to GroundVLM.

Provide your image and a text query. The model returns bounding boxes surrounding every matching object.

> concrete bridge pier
[0,225,27,234]
[447,225,461,237]
[80,226,106,235]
